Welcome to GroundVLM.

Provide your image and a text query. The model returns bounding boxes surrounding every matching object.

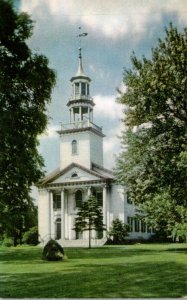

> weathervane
[77,27,88,56]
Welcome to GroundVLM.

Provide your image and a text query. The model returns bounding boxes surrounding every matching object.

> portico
[38,164,112,244]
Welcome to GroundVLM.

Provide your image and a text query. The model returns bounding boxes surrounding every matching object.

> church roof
[37,162,114,187]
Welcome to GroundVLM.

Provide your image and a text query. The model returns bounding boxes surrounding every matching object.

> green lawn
[0,243,187,298]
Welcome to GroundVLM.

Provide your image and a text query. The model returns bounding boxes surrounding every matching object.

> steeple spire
[76,47,85,76]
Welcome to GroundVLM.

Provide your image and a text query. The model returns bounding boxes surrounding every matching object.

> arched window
[75,190,82,208]
[72,140,78,155]
[71,173,78,178]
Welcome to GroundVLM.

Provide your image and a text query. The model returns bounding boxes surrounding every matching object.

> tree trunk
[13,236,18,247]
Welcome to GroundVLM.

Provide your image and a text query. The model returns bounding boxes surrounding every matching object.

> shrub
[42,239,64,261]
[108,218,129,244]
[2,236,14,247]
[22,226,38,245]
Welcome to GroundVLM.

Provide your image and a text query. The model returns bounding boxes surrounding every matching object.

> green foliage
[42,239,64,261]
[0,0,56,245]
[74,195,105,248]
[108,218,129,244]
[115,24,187,235]
[172,206,187,242]
[2,236,14,247]
[139,192,176,235]
[22,226,38,246]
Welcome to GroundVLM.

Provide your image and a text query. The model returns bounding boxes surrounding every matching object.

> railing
[60,120,103,133]
[69,95,93,101]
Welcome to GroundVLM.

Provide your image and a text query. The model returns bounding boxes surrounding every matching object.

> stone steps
[57,238,107,247]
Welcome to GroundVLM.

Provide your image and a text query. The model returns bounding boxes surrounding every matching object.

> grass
[0,243,187,298]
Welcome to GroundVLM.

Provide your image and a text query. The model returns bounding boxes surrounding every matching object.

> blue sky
[17,0,187,177]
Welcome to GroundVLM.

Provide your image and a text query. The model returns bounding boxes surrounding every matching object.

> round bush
[42,239,64,261]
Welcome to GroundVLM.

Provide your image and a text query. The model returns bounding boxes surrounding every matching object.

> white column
[103,185,107,237]
[50,191,54,239]
[79,106,82,121]
[87,186,91,197]
[65,192,68,239]
[61,189,65,239]
[90,109,93,122]
[48,190,52,240]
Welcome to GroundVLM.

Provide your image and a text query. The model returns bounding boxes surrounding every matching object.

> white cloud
[21,0,187,41]
[162,0,187,23]
[117,82,127,94]
[39,125,59,140]
[94,94,123,120]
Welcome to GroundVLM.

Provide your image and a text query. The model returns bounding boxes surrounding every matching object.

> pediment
[37,163,114,187]
[52,166,100,184]
[42,163,107,186]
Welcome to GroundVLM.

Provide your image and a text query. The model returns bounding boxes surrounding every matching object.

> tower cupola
[67,48,95,123]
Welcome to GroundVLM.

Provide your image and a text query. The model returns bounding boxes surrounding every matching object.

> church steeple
[58,42,105,170]
[67,48,95,123]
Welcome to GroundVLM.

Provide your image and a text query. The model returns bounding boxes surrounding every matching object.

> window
[72,140,78,155]
[76,231,83,240]
[75,190,82,208]
[134,218,140,232]
[53,194,61,210]
[97,192,103,207]
[141,220,146,233]
[92,188,103,207]
[55,218,61,240]
[71,173,78,178]
[75,82,79,95]
[127,216,133,232]
[81,82,86,95]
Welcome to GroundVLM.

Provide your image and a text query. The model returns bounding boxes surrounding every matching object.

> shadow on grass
[1,244,187,264]
[165,247,187,253]
[1,260,187,298]
[0,246,162,264]
[0,247,43,264]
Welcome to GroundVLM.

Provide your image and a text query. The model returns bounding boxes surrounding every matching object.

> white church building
[37,48,152,246]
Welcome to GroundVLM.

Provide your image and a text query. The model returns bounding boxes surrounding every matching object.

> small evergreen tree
[74,195,106,248]
[108,218,129,244]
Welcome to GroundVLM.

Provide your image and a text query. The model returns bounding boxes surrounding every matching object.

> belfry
[37,46,152,246]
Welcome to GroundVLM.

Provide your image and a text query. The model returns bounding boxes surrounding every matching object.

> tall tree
[74,195,105,248]
[0,0,56,245]
[115,24,187,236]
